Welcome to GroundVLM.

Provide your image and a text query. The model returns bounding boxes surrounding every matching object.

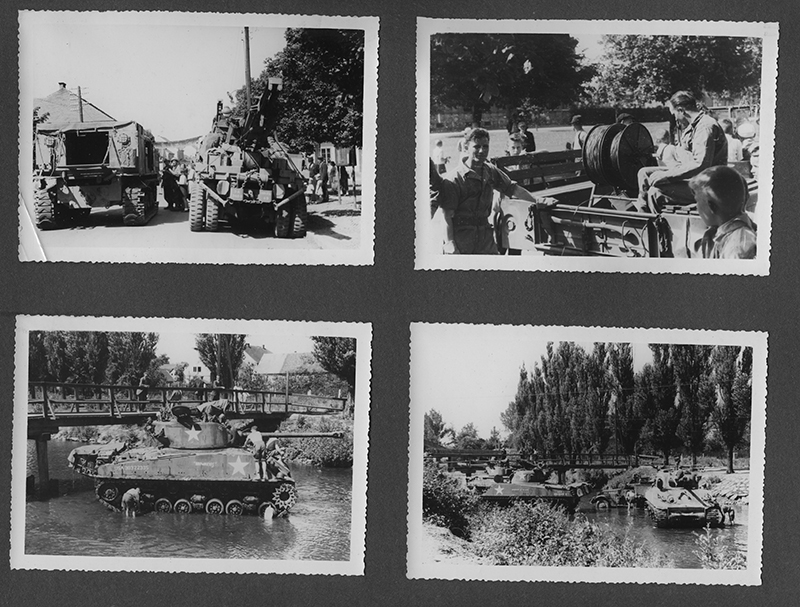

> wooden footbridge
[426,447,661,482]
[27,381,346,497]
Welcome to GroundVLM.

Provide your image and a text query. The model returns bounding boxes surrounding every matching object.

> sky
[156,332,315,370]
[411,326,653,439]
[21,13,288,141]
[573,34,604,64]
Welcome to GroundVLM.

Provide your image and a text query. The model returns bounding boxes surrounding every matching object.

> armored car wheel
[189,182,206,231]
[173,498,192,514]
[97,483,120,503]
[205,199,220,232]
[205,498,224,515]
[271,483,297,512]
[34,185,58,230]
[275,208,292,238]
[154,498,172,513]
[258,502,273,518]
[594,497,610,510]
[225,499,244,516]
[291,195,308,238]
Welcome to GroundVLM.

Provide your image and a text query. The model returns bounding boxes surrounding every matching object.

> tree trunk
[727,445,735,474]
[663,449,670,467]
[471,103,483,128]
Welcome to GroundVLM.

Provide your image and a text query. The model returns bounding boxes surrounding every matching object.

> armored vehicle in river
[480,466,591,513]
[644,469,729,528]
[33,120,159,229]
[67,405,339,516]
[190,77,307,238]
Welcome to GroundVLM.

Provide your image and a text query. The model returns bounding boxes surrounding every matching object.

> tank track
[122,186,158,226]
[94,480,297,516]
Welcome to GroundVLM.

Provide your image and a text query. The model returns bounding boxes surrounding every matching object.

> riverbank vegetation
[422,461,743,569]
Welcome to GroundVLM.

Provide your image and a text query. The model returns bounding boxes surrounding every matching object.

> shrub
[470,501,669,567]
[422,461,478,538]
[280,416,354,467]
[693,527,746,570]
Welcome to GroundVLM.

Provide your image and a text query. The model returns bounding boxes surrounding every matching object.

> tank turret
[643,469,728,528]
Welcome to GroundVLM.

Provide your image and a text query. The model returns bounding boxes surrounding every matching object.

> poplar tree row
[501,343,752,473]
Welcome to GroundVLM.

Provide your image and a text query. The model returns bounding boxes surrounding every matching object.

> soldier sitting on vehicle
[245,427,268,480]
[637,90,727,212]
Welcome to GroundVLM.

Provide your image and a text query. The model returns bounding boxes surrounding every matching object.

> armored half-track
[480,466,591,513]
[190,78,307,238]
[67,405,339,516]
[33,120,159,229]
[497,121,758,257]
[644,469,730,528]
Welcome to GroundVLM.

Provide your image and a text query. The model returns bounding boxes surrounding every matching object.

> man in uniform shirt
[637,90,727,211]
[435,128,556,254]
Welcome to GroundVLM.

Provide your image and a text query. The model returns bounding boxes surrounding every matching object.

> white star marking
[185,427,201,442]
[494,485,504,495]
[229,456,249,476]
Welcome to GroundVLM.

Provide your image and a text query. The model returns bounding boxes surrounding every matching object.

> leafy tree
[637,345,680,465]
[487,426,503,450]
[673,345,715,466]
[424,409,455,447]
[710,346,753,473]
[430,33,594,126]
[582,343,612,455]
[502,365,540,457]
[608,343,642,455]
[235,28,364,149]
[28,331,52,382]
[105,332,164,386]
[455,422,484,450]
[194,334,247,388]
[311,336,357,409]
[592,34,762,106]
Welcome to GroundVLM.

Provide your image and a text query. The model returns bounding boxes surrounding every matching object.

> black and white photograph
[416,19,779,274]
[408,324,766,584]
[19,11,378,265]
[11,316,370,575]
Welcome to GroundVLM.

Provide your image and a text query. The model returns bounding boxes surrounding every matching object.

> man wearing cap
[637,90,727,211]
[435,128,557,255]
[571,115,587,150]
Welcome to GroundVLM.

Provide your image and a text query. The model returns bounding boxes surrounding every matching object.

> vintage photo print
[19,11,378,265]
[416,19,779,274]
[11,316,370,575]
[408,324,766,584]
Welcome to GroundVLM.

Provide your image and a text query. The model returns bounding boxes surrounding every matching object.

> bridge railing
[28,381,346,420]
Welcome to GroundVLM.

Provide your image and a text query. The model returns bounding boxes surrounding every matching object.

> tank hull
[643,472,725,528]
[69,437,296,516]
[480,470,589,513]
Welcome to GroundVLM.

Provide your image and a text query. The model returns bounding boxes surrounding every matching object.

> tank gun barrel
[260,431,344,439]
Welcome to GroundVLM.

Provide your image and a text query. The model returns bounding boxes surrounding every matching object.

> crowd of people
[430,89,759,259]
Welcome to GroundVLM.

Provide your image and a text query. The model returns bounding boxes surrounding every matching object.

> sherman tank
[67,405,339,516]
[644,469,730,528]
[480,466,591,513]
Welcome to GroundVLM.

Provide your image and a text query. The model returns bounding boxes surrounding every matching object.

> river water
[25,440,352,561]
[577,495,749,568]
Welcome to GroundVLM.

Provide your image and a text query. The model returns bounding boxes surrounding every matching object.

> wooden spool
[583,123,657,195]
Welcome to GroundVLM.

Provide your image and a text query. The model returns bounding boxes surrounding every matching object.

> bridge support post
[35,433,51,499]
[557,468,566,484]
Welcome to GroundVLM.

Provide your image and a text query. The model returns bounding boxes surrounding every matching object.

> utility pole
[244,27,252,111]
[77,85,84,122]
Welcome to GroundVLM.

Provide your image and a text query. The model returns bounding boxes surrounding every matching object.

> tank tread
[122,187,158,226]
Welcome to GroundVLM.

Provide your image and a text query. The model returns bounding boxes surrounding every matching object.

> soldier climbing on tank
[636,90,727,212]
[245,426,268,480]
[264,437,291,480]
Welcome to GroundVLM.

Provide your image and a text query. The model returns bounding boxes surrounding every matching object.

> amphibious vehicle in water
[480,466,591,513]
[67,404,340,516]
[643,469,731,528]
